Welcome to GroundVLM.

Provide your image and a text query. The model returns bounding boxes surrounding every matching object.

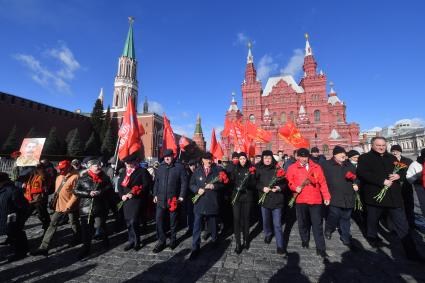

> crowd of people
[1,136,425,264]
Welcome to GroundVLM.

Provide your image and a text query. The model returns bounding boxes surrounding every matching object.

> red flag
[221,118,232,138]
[179,135,190,152]
[246,120,272,143]
[278,121,310,148]
[118,97,142,160]
[162,113,178,157]
[210,128,224,161]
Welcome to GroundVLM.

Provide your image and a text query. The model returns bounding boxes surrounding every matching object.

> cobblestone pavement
[1,206,425,283]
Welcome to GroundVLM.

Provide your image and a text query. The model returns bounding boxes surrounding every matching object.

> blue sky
[1,0,425,146]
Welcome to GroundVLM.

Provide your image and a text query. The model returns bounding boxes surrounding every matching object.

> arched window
[281,112,287,123]
[289,111,294,122]
[249,114,255,123]
[272,112,278,124]
[337,112,342,122]
[314,110,321,122]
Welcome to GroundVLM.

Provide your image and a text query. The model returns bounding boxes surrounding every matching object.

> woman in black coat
[230,152,256,254]
[73,159,112,260]
[256,150,286,254]
[118,153,152,251]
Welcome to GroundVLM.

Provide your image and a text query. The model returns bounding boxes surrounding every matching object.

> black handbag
[48,177,67,211]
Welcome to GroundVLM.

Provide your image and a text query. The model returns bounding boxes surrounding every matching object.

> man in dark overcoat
[152,149,187,253]
[357,137,424,262]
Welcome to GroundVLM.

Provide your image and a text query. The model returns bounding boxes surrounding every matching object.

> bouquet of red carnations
[192,171,229,204]
[258,165,285,205]
[232,166,256,206]
[373,161,408,203]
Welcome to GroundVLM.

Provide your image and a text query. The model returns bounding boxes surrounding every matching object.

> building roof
[329,129,342,140]
[328,95,343,106]
[228,95,239,112]
[262,75,304,96]
[122,17,136,59]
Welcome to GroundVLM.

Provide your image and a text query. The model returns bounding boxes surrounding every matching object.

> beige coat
[54,172,79,212]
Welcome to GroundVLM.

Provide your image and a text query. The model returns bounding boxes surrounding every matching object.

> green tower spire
[195,114,203,134]
[122,16,136,59]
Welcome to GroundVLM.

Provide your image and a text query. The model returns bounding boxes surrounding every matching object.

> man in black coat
[322,146,357,246]
[73,158,113,260]
[357,137,424,262]
[118,152,152,251]
[152,149,188,253]
[310,147,326,165]
[0,172,29,262]
[390,144,414,230]
[189,152,226,260]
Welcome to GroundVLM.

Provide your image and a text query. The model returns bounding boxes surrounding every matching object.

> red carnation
[276,168,285,178]
[219,171,229,184]
[232,160,239,165]
[10,151,21,159]
[131,185,143,196]
[249,166,256,175]
[345,171,356,181]
[168,197,178,212]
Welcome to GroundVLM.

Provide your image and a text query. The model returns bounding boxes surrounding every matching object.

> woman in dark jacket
[73,159,112,260]
[0,172,29,262]
[118,153,152,251]
[256,150,286,254]
[231,152,256,254]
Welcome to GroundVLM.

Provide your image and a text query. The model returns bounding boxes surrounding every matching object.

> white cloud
[173,123,195,137]
[236,32,249,46]
[257,54,278,82]
[148,101,165,115]
[280,48,304,77]
[14,42,80,93]
[48,43,80,80]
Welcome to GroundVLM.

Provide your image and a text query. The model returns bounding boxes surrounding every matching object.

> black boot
[401,235,425,262]
[152,241,166,253]
[316,249,329,258]
[264,235,272,244]
[234,242,243,254]
[243,240,250,250]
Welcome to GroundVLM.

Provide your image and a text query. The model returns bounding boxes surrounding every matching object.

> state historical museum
[221,35,360,157]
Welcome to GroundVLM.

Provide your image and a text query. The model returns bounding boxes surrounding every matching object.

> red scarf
[121,168,135,187]
[88,170,102,184]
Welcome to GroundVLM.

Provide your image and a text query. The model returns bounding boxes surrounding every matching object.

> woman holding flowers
[256,150,286,255]
[118,152,152,252]
[357,137,424,262]
[230,152,256,254]
[286,148,330,258]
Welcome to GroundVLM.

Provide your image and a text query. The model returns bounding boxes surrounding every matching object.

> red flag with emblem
[162,113,178,157]
[278,121,310,148]
[118,97,142,160]
[245,120,272,143]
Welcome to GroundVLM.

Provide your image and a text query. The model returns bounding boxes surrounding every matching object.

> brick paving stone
[1,207,425,282]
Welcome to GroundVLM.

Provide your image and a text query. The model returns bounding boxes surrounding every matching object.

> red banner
[162,113,178,157]
[210,128,224,161]
[245,120,272,143]
[278,121,310,148]
[118,97,142,160]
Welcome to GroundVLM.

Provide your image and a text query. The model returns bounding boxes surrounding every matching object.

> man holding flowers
[322,146,358,247]
[357,137,424,262]
[189,152,228,260]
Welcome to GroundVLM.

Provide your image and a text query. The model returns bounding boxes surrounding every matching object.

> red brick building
[222,35,360,157]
